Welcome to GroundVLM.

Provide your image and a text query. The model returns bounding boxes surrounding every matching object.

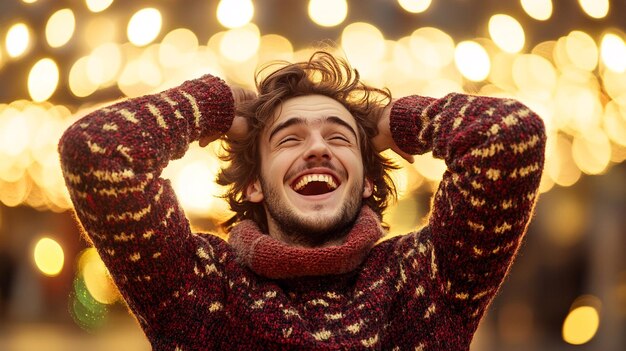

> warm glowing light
[28,58,59,102]
[217,0,254,29]
[578,0,609,19]
[521,0,552,20]
[127,8,162,46]
[308,0,348,27]
[398,0,432,13]
[562,306,600,345]
[6,23,30,58]
[512,54,556,97]
[70,56,99,97]
[118,54,163,97]
[84,17,117,49]
[46,9,75,48]
[604,101,626,147]
[413,152,446,181]
[0,108,30,157]
[565,31,598,71]
[173,160,221,215]
[489,14,525,53]
[341,22,386,66]
[82,251,119,304]
[455,41,490,81]
[572,128,611,175]
[259,34,294,62]
[159,28,199,68]
[88,43,122,85]
[409,27,455,69]
[600,33,626,73]
[34,237,64,276]
[22,0,38,3]
[219,23,260,62]
[86,0,114,13]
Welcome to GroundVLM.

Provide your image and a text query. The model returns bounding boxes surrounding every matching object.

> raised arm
[387,93,546,331]
[58,75,235,333]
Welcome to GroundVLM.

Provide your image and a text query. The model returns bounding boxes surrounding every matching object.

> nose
[304,133,331,161]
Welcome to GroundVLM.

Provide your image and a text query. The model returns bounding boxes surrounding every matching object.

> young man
[59,52,546,350]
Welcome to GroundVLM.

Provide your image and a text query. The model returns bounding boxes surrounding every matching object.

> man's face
[246,94,372,246]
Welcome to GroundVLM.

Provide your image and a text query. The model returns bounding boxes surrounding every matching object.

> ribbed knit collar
[228,206,384,279]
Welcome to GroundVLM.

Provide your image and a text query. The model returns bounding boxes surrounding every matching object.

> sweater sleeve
[390,93,546,331]
[58,75,234,335]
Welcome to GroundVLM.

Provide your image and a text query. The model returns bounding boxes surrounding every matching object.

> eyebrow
[268,116,358,141]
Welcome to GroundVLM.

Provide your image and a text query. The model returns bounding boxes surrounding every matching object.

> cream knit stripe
[180,91,202,128]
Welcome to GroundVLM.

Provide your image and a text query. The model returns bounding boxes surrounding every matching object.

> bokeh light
[87,43,123,86]
[69,56,99,97]
[159,28,199,68]
[33,237,64,276]
[455,40,490,81]
[398,0,432,13]
[81,248,119,304]
[86,0,114,13]
[489,14,525,53]
[562,305,600,345]
[71,275,108,331]
[520,0,553,21]
[28,58,59,102]
[258,34,294,62]
[0,1,625,346]
[578,0,609,19]
[84,17,117,49]
[341,22,386,76]
[6,23,30,58]
[308,0,348,27]
[600,33,626,73]
[45,8,76,48]
[409,27,455,69]
[217,0,254,29]
[127,8,162,46]
[219,23,261,62]
[565,31,598,71]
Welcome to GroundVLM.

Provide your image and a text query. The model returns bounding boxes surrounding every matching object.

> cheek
[337,149,365,177]
[265,150,298,179]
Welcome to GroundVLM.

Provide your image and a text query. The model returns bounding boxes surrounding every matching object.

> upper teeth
[293,174,338,191]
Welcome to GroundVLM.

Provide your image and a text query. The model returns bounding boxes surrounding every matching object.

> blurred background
[0,0,625,350]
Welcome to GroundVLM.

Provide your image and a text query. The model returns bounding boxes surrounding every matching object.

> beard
[260,176,363,247]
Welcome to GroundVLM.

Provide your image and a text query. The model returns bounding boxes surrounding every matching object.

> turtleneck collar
[228,206,384,279]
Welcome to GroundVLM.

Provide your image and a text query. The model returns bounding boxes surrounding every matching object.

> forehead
[269,94,356,129]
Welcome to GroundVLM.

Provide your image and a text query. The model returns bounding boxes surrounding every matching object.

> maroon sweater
[59,75,546,350]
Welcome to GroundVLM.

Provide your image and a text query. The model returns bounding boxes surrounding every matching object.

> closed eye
[329,135,351,143]
[278,137,299,146]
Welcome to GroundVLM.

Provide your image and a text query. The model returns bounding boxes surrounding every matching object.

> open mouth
[291,173,339,196]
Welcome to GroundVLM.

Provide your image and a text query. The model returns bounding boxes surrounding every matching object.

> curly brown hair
[217,51,398,232]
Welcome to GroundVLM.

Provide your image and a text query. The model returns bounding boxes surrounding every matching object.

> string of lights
[0,0,624,349]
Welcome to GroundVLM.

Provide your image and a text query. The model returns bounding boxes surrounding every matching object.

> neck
[265,213,357,248]
[268,229,347,248]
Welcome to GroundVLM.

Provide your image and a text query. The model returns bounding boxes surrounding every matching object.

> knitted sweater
[59,75,546,350]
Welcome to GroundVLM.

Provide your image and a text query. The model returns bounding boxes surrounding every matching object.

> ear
[362,178,373,198]
[245,180,264,203]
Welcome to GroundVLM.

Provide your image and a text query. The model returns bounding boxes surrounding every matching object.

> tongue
[297,181,333,196]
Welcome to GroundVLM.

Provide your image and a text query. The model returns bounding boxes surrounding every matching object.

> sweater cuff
[177,74,235,139]
[389,95,435,155]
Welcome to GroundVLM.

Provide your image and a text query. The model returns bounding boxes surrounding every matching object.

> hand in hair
[199,86,255,147]
[372,101,415,163]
